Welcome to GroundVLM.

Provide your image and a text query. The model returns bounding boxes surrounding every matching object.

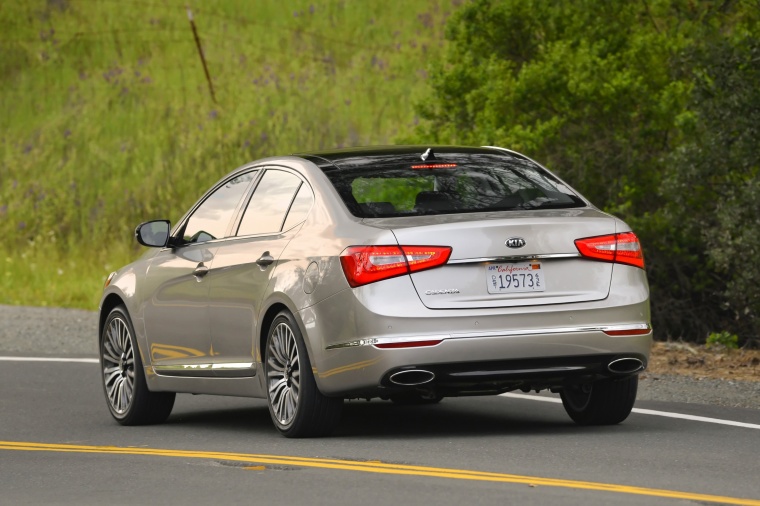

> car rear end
[298,146,651,399]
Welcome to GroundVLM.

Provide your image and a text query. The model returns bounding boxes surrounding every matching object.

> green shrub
[406,0,760,345]
[706,332,739,350]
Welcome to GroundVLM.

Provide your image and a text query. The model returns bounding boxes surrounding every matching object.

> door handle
[256,252,275,267]
[193,263,209,278]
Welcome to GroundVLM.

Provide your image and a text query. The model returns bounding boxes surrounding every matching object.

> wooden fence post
[186,7,217,104]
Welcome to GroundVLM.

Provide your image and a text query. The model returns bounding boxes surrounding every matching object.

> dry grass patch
[645,341,760,382]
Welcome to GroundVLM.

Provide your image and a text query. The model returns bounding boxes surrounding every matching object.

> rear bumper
[298,268,651,397]
[380,352,649,397]
[307,323,652,397]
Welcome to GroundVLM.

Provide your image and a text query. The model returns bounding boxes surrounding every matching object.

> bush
[407,0,760,345]
[706,332,739,350]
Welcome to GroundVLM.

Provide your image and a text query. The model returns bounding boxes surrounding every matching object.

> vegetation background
[1,0,758,345]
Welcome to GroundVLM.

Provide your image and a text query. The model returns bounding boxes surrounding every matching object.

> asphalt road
[1,357,759,506]
[1,305,759,505]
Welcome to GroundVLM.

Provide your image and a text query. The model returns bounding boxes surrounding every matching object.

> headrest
[414,191,454,211]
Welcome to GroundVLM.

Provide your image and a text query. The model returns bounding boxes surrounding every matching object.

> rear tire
[100,306,175,425]
[265,310,342,437]
[560,376,638,425]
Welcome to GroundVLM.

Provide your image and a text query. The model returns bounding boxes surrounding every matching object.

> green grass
[0,0,455,309]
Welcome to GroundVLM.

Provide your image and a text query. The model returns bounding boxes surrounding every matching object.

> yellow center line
[2,441,758,506]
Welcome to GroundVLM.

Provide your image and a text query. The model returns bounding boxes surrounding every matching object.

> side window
[182,171,256,244]
[237,170,302,236]
[282,184,314,231]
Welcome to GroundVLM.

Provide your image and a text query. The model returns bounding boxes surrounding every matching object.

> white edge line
[3,359,758,430]
[501,392,562,404]
[0,356,98,364]
[500,392,760,430]
[629,408,760,430]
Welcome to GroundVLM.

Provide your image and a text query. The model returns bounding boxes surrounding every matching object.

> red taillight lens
[575,232,645,269]
[402,246,452,273]
[340,246,409,287]
[603,328,651,336]
[411,163,457,169]
[340,245,452,287]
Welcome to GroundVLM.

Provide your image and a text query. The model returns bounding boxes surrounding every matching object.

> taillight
[575,232,645,269]
[603,328,651,336]
[340,245,452,288]
[411,163,457,169]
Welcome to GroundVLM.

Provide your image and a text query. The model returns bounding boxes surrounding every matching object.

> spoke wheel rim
[102,316,135,415]
[266,322,300,427]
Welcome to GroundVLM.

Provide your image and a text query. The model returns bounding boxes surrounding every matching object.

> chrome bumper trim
[325,324,651,350]
[326,335,450,350]
[447,253,581,264]
[449,323,650,340]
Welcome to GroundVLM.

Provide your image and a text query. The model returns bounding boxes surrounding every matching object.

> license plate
[486,262,545,293]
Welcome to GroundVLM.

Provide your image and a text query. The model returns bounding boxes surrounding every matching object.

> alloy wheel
[267,322,301,426]
[102,316,135,415]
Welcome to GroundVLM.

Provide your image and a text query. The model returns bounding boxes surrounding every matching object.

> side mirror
[135,220,171,248]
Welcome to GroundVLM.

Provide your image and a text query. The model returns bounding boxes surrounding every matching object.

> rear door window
[282,184,314,231]
[236,169,302,236]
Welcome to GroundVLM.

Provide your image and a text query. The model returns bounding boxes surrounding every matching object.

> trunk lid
[364,209,616,309]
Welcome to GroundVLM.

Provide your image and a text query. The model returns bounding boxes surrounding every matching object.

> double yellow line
[2,441,758,505]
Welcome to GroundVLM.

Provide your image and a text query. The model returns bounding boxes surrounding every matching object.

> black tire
[389,393,444,405]
[560,376,638,425]
[264,310,342,438]
[100,305,175,425]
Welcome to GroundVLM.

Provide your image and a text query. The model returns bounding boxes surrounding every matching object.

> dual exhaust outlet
[606,357,645,375]
[389,369,435,386]
[388,357,645,386]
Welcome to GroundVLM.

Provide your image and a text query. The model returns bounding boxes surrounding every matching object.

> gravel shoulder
[0,304,97,357]
[638,374,759,410]
[1,304,758,410]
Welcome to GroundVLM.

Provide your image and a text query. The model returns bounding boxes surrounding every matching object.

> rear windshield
[319,152,585,218]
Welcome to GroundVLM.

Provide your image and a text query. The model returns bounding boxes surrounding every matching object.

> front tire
[560,376,638,425]
[100,305,175,425]
[265,310,342,437]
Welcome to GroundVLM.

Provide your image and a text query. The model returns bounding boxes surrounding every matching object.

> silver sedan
[99,146,651,437]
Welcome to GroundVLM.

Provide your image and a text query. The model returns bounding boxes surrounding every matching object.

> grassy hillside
[0,0,454,308]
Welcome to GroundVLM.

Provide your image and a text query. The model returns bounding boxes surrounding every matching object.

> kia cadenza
[99,146,651,437]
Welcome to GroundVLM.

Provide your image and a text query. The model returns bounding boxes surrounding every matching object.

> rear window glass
[321,153,585,218]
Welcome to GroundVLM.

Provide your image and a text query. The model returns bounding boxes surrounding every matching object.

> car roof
[293,145,527,166]
[222,146,532,180]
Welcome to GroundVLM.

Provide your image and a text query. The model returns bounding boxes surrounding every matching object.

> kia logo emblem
[506,237,526,249]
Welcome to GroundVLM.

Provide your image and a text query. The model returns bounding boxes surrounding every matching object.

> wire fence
[1,0,434,56]
[1,0,445,103]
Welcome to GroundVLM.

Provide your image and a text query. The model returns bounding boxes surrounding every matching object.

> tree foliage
[408,0,760,344]
[659,35,760,341]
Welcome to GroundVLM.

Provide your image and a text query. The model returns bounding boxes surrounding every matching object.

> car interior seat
[414,191,456,213]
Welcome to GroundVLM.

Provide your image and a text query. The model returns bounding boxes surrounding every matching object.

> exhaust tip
[389,369,435,386]
[608,357,645,375]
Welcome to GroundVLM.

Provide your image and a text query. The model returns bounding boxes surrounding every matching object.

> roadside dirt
[645,341,760,382]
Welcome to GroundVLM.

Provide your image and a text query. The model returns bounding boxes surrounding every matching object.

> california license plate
[486,262,545,293]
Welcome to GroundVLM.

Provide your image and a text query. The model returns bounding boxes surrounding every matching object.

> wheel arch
[259,303,287,363]
[258,297,314,367]
[99,293,126,342]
